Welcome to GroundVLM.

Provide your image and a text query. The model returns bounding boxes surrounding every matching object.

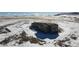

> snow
[0,16,79,47]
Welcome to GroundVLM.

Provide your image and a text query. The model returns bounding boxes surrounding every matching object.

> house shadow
[35,31,59,39]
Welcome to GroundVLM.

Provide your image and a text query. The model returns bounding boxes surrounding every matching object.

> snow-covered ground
[0,16,79,47]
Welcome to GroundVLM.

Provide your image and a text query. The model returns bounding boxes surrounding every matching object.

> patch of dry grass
[0,31,46,46]
[54,33,78,47]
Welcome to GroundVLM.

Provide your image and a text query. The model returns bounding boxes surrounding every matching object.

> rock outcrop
[0,26,11,34]
[30,22,61,33]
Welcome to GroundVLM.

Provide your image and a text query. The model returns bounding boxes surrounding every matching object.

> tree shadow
[35,31,59,39]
